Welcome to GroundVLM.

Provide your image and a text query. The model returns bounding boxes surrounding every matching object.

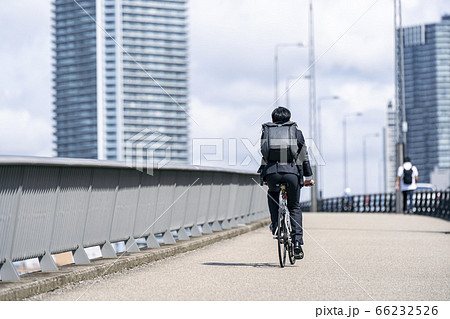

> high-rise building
[384,101,397,192]
[53,0,189,163]
[399,15,450,183]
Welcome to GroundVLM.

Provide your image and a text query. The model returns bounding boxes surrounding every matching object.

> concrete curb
[0,218,269,301]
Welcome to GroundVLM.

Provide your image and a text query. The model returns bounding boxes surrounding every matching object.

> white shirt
[397,162,418,191]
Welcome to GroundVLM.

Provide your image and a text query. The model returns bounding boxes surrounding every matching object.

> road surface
[32,213,450,301]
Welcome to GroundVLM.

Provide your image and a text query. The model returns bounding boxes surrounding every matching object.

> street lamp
[394,0,408,213]
[363,133,380,194]
[274,42,305,102]
[317,95,339,197]
[343,112,363,193]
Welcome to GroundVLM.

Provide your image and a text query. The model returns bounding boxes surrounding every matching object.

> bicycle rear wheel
[286,215,296,265]
[277,209,287,268]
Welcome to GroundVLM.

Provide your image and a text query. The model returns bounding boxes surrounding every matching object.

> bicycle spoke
[287,212,296,265]
[277,209,287,268]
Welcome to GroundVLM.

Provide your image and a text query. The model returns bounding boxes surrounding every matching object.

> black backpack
[261,121,299,163]
[403,167,413,184]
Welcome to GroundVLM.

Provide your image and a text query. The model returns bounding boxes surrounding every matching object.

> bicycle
[276,184,296,267]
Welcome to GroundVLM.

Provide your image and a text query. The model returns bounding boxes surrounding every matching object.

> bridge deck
[32,213,450,301]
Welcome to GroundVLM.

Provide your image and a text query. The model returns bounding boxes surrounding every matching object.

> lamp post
[307,0,320,212]
[343,112,363,193]
[274,42,305,103]
[318,95,339,197]
[363,133,380,194]
[394,0,408,213]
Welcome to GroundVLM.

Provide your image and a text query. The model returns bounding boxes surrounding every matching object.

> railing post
[0,166,23,281]
[126,170,144,249]
[162,174,177,245]
[74,169,94,264]
[210,173,223,231]
[39,168,63,272]
[141,171,161,248]
[190,172,203,237]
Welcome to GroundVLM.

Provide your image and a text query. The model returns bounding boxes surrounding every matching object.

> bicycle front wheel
[277,210,287,268]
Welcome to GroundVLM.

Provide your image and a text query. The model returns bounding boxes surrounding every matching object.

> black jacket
[258,125,313,181]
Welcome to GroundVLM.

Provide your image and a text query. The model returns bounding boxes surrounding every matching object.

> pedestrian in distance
[395,156,419,213]
[258,106,314,259]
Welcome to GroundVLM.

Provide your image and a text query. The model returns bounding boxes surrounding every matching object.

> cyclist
[258,106,314,259]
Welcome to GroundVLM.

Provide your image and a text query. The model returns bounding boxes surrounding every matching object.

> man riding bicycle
[258,107,314,259]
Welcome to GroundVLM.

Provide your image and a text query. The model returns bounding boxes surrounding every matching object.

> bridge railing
[0,157,268,281]
[301,191,450,221]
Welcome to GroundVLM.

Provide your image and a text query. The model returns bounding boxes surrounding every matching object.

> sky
[0,0,448,198]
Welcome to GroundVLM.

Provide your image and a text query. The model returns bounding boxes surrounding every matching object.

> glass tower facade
[53,0,98,159]
[400,15,450,183]
[53,0,189,163]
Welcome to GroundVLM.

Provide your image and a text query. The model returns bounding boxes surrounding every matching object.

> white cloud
[0,108,52,156]
[0,0,447,197]
[0,0,53,157]
[188,0,448,197]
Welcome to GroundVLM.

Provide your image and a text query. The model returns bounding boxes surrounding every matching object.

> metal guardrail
[0,157,268,281]
[301,191,450,221]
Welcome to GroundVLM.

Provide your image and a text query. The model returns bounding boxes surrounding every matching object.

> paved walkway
[32,213,450,301]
